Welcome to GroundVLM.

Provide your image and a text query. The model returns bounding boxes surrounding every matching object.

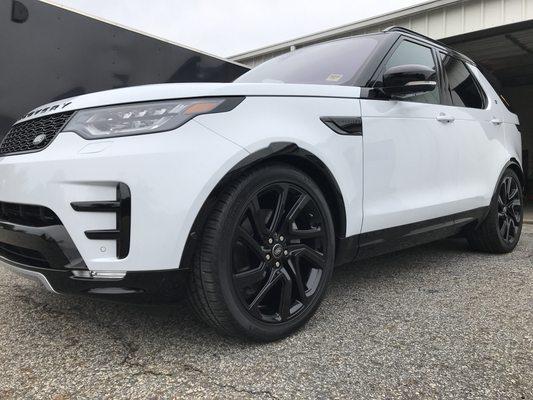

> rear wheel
[187,164,335,341]
[467,168,523,253]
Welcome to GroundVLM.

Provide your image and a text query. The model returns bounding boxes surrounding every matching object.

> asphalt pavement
[0,227,531,399]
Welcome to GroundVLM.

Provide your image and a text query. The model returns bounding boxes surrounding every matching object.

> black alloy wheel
[467,168,523,253]
[497,175,522,245]
[232,182,328,323]
[187,164,335,341]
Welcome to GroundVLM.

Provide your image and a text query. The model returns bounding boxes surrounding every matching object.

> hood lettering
[17,101,73,122]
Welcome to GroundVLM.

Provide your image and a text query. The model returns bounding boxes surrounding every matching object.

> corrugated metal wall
[235,0,533,67]
[389,0,533,37]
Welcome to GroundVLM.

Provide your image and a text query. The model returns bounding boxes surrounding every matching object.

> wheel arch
[179,142,348,269]
[493,159,525,199]
[507,158,525,191]
[483,158,525,223]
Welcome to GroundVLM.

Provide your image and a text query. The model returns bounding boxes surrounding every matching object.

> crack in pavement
[211,382,280,399]
[6,286,140,368]
[5,287,229,388]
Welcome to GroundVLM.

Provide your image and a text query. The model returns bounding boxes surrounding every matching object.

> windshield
[235,35,381,86]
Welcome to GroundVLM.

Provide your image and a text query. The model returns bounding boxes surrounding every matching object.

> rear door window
[440,54,486,109]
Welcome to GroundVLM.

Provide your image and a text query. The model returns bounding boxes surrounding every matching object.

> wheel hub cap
[271,243,284,259]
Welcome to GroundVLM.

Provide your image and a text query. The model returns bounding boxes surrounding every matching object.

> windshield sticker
[326,73,343,82]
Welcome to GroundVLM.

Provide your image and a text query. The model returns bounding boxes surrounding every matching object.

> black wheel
[186,164,335,341]
[467,168,523,253]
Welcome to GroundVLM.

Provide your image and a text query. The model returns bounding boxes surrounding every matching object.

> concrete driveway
[0,227,531,399]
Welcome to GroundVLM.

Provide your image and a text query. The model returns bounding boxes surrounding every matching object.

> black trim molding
[71,183,131,259]
[229,142,347,237]
[335,207,489,266]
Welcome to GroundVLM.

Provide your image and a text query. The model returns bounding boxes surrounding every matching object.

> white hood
[16,83,362,123]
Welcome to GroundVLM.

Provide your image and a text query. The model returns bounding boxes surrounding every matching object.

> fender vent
[320,116,363,135]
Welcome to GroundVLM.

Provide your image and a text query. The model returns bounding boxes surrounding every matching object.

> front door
[360,39,463,254]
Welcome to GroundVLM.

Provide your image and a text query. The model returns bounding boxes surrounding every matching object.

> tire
[467,168,523,253]
[186,163,336,341]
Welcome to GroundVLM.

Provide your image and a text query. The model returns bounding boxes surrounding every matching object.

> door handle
[436,113,455,123]
[491,118,503,126]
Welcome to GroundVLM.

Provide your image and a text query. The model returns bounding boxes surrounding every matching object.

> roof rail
[383,26,475,64]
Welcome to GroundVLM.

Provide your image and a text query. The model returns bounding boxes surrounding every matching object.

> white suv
[0,27,523,341]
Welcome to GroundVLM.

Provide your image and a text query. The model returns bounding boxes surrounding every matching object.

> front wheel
[187,164,336,341]
[467,168,523,253]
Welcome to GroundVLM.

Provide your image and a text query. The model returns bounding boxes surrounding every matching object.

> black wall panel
[0,0,249,137]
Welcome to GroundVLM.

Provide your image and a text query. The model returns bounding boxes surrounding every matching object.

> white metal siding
[234,0,533,67]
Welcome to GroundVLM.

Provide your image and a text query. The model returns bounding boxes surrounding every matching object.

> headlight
[62,97,243,139]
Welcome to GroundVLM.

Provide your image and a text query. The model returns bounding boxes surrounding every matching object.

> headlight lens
[62,97,239,139]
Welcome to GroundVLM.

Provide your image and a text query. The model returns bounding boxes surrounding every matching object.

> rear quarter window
[440,54,486,109]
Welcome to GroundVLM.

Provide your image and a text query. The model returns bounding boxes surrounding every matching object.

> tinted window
[383,40,440,104]
[440,54,485,109]
[235,36,381,85]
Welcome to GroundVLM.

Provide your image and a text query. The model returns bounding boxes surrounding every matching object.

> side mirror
[382,64,437,97]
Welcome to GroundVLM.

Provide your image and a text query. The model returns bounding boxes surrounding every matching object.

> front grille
[0,201,61,227]
[0,112,73,156]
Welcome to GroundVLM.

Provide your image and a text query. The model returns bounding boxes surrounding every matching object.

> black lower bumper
[1,257,189,301]
[0,221,85,270]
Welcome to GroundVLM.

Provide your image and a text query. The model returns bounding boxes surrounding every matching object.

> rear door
[437,53,506,212]
[360,38,461,235]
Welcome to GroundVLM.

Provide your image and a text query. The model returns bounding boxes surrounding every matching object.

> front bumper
[0,120,248,274]
[1,256,189,298]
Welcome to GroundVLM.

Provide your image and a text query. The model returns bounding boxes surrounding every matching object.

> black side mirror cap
[382,64,437,97]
